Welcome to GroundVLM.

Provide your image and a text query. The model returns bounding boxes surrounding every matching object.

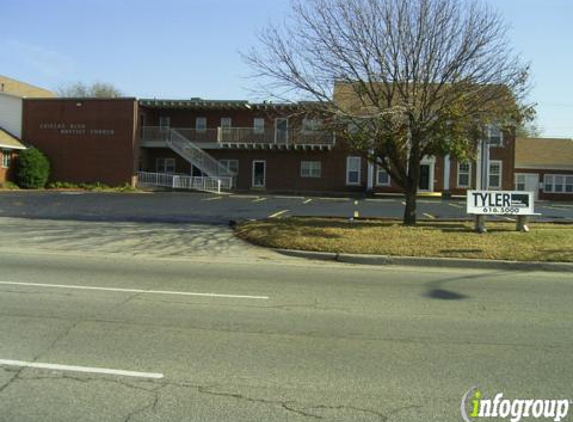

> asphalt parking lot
[0,190,571,223]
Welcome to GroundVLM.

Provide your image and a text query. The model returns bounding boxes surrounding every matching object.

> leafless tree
[56,81,123,98]
[244,0,533,225]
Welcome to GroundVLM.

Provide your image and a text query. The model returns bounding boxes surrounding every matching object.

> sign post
[466,190,538,233]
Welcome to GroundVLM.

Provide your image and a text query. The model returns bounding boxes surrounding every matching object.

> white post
[443,154,450,192]
[217,180,221,194]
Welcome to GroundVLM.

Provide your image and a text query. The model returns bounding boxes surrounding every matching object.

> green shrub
[16,148,50,189]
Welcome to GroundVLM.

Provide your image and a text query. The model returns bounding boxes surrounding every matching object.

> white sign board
[467,190,535,215]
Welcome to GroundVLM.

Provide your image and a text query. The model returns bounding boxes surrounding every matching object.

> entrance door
[515,173,539,199]
[419,164,431,191]
[275,118,288,144]
[252,160,266,188]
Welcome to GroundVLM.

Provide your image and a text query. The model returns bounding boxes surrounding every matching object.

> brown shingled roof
[515,137,573,170]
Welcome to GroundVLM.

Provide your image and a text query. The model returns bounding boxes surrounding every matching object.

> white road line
[448,203,463,208]
[273,196,305,200]
[317,197,350,202]
[354,200,359,206]
[353,211,360,218]
[303,198,312,204]
[252,197,267,203]
[423,213,436,219]
[201,196,223,201]
[0,281,269,300]
[268,209,289,218]
[0,359,164,379]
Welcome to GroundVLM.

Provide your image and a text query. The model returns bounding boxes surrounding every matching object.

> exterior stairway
[167,128,234,180]
[137,128,235,193]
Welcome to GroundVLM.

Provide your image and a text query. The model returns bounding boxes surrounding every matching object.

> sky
[2,0,572,138]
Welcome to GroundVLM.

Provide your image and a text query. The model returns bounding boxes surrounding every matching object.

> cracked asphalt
[0,251,571,421]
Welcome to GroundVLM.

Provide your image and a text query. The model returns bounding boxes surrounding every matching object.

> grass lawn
[236,217,573,262]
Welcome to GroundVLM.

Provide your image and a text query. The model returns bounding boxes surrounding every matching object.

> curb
[275,249,573,273]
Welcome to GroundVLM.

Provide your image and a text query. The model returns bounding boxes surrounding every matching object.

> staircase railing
[166,129,235,178]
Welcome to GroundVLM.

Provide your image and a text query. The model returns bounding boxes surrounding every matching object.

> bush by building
[16,148,50,189]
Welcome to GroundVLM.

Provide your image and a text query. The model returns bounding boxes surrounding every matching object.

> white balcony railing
[141,126,335,146]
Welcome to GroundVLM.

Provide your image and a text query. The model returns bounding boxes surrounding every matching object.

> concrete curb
[275,249,573,273]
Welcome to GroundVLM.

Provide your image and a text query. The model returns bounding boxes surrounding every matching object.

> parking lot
[0,190,571,223]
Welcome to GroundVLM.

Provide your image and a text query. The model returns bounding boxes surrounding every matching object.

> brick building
[18,95,517,195]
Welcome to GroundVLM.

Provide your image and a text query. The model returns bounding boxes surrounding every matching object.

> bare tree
[56,81,123,98]
[244,0,533,225]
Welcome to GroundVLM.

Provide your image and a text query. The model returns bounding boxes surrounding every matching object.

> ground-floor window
[376,166,390,186]
[488,160,502,189]
[515,174,526,191]
[346,156,361,185]
[156,158,176,174]
[1,149,11,168]
[300,161,321,178]
[457,162,472,188]
[220,159,239,175]
[544,174,573,193]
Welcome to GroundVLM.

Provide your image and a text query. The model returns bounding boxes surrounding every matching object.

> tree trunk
[403,183,418,225]
[403,136,421,226]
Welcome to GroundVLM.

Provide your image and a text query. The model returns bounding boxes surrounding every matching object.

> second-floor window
[159,116,170,130]
[196,117,207,132]
[488,125,503,147]
[302,118,320,133]
[254,118,265,134]
[221,117,232,131]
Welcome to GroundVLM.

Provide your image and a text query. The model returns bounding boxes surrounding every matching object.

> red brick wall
[22,98,139,186]
[515,168,573,201]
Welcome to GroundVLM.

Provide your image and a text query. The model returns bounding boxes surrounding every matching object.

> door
[419,164,431,191]
[275,118,288,144]
[252,160,266,188]
[515,173,539,199]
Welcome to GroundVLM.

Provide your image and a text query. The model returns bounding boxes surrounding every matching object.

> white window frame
[252,160,266,188]
[220,159,239,175]
[221,117,232,129]
[1,149,11,168]
[346,156,361,185]
[196,117,207,132]
[488,160,502,189]
[300,161,321,178]
[375,165,391,186]
[156,158,176,174]
[159,116,170,130]
[457,162,472,188]
[302,118,320,133]
[487,125,504,147]
[544,174,573,194]
[253,118,265,134]
[515,174,526,191]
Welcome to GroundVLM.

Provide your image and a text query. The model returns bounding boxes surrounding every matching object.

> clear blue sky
[2,0,572,138]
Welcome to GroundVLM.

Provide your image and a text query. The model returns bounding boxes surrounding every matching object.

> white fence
[137,172,233,194]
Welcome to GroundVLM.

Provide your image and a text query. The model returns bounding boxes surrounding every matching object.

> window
[488,160,502,189]
[457,162,472,188]
[346,156,361,185]
[302,118,320,133]
[488,125,503,147]
[220,159,239,175]
[1,149,11,168]
[196,117,207,132]
[159,116,170,130]
[253,118,265,134]
[301,161,321,178]
[156,158,175,174]
[515,174,526,191]
[376,166,390,186]
[544,174,573,193]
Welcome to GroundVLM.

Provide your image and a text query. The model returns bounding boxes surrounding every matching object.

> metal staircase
[167,129,234,179]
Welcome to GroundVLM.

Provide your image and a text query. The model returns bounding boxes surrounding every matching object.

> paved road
[0,191,571,223]
[0,251,571,421]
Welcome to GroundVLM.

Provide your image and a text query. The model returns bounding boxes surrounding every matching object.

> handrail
[141,126,335,146]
